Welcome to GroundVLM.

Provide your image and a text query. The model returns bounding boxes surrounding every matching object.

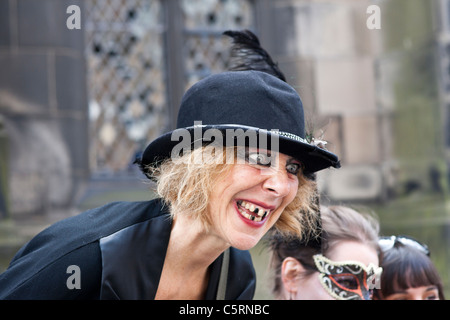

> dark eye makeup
[240,149,302,176]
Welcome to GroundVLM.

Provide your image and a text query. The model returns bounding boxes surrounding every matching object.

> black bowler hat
[139,70,340,175]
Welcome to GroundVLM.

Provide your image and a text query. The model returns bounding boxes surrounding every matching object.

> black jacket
[0,198,256,299]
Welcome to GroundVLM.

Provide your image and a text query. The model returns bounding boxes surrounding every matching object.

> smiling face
[207,149,301,250]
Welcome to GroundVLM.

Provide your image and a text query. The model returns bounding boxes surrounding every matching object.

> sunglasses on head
[378,235,430,257]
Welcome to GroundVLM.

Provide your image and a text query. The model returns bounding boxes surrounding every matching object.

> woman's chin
[228,234,261,251]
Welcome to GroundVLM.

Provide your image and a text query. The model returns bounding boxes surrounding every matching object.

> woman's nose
[261,167,292,197]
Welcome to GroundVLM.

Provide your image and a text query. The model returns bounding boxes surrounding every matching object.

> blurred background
[0,0,449,299]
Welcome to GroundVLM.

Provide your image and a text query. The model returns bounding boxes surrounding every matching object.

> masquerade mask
[378,235,430,256]
[313,254,382,300]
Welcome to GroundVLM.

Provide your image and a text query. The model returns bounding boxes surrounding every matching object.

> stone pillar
[268,0,387,202]
[0,0,88,216]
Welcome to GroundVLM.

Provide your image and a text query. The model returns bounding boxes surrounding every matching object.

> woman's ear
[281,257,304,296]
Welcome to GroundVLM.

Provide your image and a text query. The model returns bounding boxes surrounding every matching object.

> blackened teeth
[237,200,270,219]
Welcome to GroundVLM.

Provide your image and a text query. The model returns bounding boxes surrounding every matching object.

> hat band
[276,131,308,144]
[191,121,309,145]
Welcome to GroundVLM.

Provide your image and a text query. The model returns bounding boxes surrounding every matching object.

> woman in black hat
[0,45,339,301]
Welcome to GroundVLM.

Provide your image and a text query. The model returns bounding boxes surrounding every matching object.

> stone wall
[269,0,390,202]
[0,0,88,216]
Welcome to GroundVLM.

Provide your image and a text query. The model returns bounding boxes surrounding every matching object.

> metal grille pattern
[84,0,168,172]
[181,0,255,88]
[84,0,255,173]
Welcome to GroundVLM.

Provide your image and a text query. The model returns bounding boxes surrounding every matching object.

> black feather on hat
[223,29,286,82]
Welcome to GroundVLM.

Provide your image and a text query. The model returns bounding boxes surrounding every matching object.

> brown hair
[146,145,319,237]
[374,243,445,300]
[320,206,380,257]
